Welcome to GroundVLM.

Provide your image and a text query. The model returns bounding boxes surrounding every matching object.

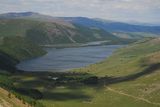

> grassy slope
[41,37,160,107]
[113,32,159,40]
[74,38,160,76]
[68,37,160,107]
[0,19,126,45]
[0,18,123,71]
[0,71,31,107]
[0,36,46,72]
[0,36,46,61]
[6,38,160,107]
[73,24,120,43]
[0,19,46,67]
[0,87,31,107]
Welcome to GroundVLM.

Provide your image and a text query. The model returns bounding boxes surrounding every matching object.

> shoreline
[16,45,124,72]
[40,40,110,48]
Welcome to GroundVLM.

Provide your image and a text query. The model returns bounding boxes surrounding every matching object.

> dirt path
[106,87,160,106]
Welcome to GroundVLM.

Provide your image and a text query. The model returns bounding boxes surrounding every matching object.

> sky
[0,0,160,24]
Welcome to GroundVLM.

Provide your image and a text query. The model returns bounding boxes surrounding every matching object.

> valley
[0,37,160,107]
[0,12,160,107]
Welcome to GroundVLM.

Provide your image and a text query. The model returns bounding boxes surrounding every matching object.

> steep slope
[75,38,160,76]
[0,88,31,107]
[68,38,160,107]
[61,17,160,34]
[7,38,160,107]
[0,13,128,72]
[0,36,46,60]
[0,19,123,45]
[0,36,46,72]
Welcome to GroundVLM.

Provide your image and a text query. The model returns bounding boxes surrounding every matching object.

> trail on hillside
[106,87,160,106]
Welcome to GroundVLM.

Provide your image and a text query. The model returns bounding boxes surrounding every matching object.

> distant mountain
[0,19,123,45]
[0,12,130,45]
[0,12,74,27]
[124,21,160,26]
[0,12,38,18]
[94,19,160,26]
[60,17,160,34]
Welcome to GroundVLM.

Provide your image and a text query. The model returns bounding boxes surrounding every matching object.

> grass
[0,36,46,61]
[40,38,160,107]
[1,38,160,107]
[0,19,126,45]
[73,38,160,76]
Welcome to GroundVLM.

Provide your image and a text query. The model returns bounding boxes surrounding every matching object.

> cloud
[0,0,159,23]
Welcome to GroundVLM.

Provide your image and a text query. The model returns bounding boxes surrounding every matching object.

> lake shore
[40,40,110,48]
[16,45,123,72]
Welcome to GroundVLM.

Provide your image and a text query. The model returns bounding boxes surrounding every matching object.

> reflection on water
[16,45,123,72]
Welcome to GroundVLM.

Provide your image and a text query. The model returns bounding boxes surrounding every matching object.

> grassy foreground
[38,37,160,107]
[0,38,160,107]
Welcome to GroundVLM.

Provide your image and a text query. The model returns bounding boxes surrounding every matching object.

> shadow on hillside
[100,63,160,85]
[42,91,91,101]
[12,63,160,101]
[0,51,18,73]
[12,72,93,101]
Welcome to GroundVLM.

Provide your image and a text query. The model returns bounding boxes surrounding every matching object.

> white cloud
[0,0,159,23]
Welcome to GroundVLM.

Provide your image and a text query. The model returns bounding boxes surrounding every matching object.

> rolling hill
[0,13,133,46]
[60,17,160,34]
[0,12,133,72]
[67,37,160,107]
[0,12,74,27]
[0,19,123,45]
[1,37,159,107]
[1,12,160,107]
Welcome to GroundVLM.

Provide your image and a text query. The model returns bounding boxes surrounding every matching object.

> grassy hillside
[0,36,46,61]
[112,32,159,39]
[0,19,127,45]
[0,87,31,107]
[0,19,46,71]
[0,36,46,72]
[74,38,160,76]
[66,37,160,107]
[0,38,159,107]
[0,18,123,71]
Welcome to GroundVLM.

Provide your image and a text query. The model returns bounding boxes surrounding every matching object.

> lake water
[16,45,122,72]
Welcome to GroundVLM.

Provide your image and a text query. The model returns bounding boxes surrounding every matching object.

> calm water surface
[16,45,122,72]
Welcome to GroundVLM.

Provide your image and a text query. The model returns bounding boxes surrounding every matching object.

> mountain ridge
[1,12,160,32]
[60,17,160,34]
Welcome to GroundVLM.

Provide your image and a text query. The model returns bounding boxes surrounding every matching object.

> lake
[16,45,122,72]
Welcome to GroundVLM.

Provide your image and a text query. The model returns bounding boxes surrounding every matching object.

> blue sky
[0,0,160,24]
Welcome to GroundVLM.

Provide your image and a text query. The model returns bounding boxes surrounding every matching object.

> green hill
[74,38,160,76]
[1,38,159,107]
[0,18,124,71]
[1,12,158,107]
[0,36,46,72]
[0,19,123,45]
[64,37,160,107]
